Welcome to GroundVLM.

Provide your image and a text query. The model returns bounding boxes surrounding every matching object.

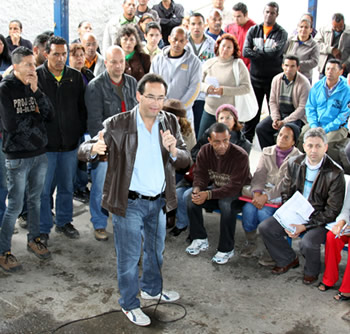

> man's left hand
[161,129,177,157]
[285,224,306,239]
[192,191,208,205]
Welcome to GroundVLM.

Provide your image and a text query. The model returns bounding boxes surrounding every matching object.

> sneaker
[27,238,51,260]
[212,250,234,265]
[185,238,209,256]
[141,289,180,302]
[122,307,151,327]
[73,189,90,204]
[40,233,49,247]
[55,223,80,239]
[17,215,28,229]
[94,228,108,241]
[0,252,22,272]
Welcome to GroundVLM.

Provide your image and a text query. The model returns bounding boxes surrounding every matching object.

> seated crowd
[0,0,350,327]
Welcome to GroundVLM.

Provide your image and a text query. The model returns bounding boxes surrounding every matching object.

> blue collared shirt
[129,109,165,196]
[324,78,340,98]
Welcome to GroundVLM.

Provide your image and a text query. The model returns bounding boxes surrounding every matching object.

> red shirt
[225,19,256,69]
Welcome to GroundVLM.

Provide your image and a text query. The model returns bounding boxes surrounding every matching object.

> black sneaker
[55,223,80,239]
[40,233,49,247]
[73,188,90,204]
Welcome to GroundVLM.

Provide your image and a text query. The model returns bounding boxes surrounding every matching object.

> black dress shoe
[169,226,187,237]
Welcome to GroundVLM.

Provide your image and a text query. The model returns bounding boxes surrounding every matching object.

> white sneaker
[212,249,234,264]
[122,307,151,326]
[185,238,209,255]
[141,289,180,302]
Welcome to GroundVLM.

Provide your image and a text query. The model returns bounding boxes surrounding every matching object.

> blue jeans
[192,100,205,140]
[74,136,89,192]
[40,149,77,234]
[242,202,277,232]
[112,197,166,310]
[0,139,8,227]
[89,161,108,229]
[0,154,48,254]
[175,186,192,229]
[197,111,216,140]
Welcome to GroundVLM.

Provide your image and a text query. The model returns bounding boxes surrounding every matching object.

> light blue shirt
[129,109,165,196]
[303,158,323,199]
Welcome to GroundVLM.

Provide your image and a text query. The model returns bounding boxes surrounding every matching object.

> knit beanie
[282,123,300,143]
[215,104,239,120]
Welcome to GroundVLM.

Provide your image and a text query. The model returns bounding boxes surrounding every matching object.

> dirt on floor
[0,198,349,334]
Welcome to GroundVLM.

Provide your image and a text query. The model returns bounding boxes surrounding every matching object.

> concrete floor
[1,144,350,334]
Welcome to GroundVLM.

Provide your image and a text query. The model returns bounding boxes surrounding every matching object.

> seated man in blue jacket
[297,59,350,171]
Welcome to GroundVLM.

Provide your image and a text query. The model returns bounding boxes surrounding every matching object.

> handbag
[232,58,259,122]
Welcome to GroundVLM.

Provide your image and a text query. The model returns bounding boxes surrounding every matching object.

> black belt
[128,190,163,201]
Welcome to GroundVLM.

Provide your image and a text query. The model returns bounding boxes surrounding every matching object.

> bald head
[170,26,188,39]
[81,33,98,61]
[105,46,125,82]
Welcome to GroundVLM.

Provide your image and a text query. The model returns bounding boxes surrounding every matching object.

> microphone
[157,111,167,132]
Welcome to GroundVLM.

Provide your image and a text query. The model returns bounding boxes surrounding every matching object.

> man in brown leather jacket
[259,127,345,285]
[78,73,191,326]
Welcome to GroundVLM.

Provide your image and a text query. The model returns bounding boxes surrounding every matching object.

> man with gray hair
[259,127,345,285]
[150,26,201,125]
[84,45,138,241]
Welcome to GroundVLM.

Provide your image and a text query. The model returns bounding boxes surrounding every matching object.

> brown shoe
[303,274,318,285]
[271,257,299,275]
[94,229,108,241]
[27,238,51,260]
[0,252,22,272]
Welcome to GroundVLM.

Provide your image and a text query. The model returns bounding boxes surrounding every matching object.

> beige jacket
[270,72,310,124]
[249,145,301,200]
[314,24,350,73]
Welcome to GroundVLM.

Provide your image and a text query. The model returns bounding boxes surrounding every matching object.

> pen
[335,222,349,239]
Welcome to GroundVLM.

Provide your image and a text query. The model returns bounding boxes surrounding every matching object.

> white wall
[0,0,349,48]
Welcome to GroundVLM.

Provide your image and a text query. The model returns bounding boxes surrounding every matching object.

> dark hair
[115,24,144,54]
[326,58,342,70]
[45,36,67,53]
[332,13,344,23]
[78,20,90,28]
[214,33,241,58]
[42,30,54,37]
[33,34,50,48]
[189,12,205,23]
[137,73,168,95]
[145,22,162,35]
[265,2,279,14]
[9,19,23,30]
[11,46,33,65]
[233,2,248,15]
[283,54,300,67]
[208,122,230,137]
[0,34,11,64]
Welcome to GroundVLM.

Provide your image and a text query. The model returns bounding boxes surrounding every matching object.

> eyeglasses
[143,95,166,102]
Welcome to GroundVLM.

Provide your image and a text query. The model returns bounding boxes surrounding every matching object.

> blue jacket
[305,76,350,133]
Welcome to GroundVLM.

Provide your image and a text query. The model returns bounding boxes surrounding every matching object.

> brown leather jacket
[281,154,345,230]
[78,105,191,217]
